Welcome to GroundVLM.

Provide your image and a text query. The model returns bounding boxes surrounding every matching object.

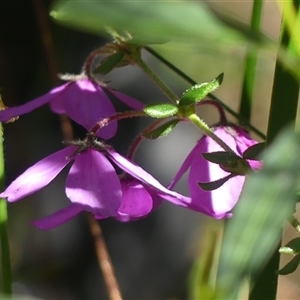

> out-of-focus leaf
[276,254,300,275]
[143,119,179,139]
[216,126,300,298]
[50,0,258,48]
[188,220,224,300]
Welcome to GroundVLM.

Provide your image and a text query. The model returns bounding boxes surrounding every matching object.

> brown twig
[33,1,122,299]
[87,214,122,300]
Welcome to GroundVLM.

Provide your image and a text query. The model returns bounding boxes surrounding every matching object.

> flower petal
[61,80,117,139]
[66,149,122,217]
[31,204,83,230]
[107,150,193,207]
[188,129,244,218]
[0,84,68,122]
[168,140,201,189]
[0,146,75,202]
[107,89,144,110]
[119,178,153,216]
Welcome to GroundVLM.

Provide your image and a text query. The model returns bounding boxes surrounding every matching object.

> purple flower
[0,78,143,139]
[0,143,192,229]
[168,125,261,219]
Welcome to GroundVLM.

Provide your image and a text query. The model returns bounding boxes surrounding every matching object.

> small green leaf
[276,254,300,275]
[198,174,237,191]
[143,119,179,139]
[202,151,240,165]
[93,51,125,74]
[179,73,223,106]
[242,142,265,160]
[283,237,300,254]
[143,103,179,118]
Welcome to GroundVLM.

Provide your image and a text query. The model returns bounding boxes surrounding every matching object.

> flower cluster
[0,75,260,229]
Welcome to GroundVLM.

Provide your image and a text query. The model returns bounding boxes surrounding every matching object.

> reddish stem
[88,110,146,138]
[127,119,166,159]
[196,99,227,125]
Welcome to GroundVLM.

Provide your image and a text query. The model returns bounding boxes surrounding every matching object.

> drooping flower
[0,141,192,229]
[0,78,143,139]
[168,125,261,219]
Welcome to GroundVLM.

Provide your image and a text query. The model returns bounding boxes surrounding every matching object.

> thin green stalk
[249,1,300,299]
[239,0,263,122]
[134,55,178,103]
[188,114,234,153]
[144,46,266,140]
[0,123,12,295]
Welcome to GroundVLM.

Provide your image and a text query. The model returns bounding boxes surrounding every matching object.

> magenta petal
[66,149,122,217]
[0,146,76,202]
[119,179,153,216]
[31,204,83,230]
[108,90,144,110]
[62,80,117,139]
[107,150,193,207]
[168,141,201,189]
[0,84,67,122]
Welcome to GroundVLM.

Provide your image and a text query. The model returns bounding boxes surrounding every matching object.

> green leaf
[242,142,265,160]
[217,126,300,297]
[143,119,179,139]
[93,51,125,74]
[276,254,300,275]
[143,103,179,118]
[179,73,224,106]
[198,174,237,191]
[50,1,249,47]
[202,151,240,165]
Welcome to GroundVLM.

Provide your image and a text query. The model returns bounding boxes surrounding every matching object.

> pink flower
[0,142,191,229]
[169,125,261,218]
[0,78,143,139]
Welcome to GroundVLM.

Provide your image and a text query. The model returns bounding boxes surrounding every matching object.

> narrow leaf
[93,51,125,74]
[143,103,179,118]
[242,142,265,160]
[143,119,179,139]
[179,73,223,106]
[276,254,300,275]
[202,151,240,165]
[198,174,236,191]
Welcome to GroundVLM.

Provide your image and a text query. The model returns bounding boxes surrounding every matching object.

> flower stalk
[0,122,12,295]
[133,54,179,103]
[188,114,235,153]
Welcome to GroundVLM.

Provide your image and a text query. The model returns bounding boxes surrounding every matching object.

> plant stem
[0,123,12,295]
[87,214,122,300]
[239,0,263,122]
[144,46,266,139]
[188,113,234,153]
[249,1,300,299]
[134,55,178,103]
